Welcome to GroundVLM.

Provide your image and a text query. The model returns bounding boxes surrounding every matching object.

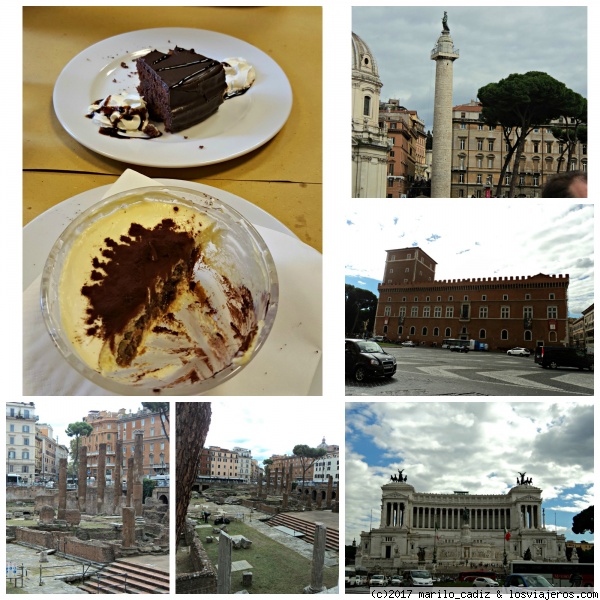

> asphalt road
[346,347,593,396]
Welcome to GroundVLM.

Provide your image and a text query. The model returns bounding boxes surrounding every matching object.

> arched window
[433,327,439,336]
[501,330,508,340]
[524,330,532,341]
[410,326,416,335]
[445,327,451,337]
[479,329,486,339]
[363,95,371,117]
[383,325,388,334]
[422,327,428,336]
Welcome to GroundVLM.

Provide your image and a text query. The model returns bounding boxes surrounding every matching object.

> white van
[402,570,433,586]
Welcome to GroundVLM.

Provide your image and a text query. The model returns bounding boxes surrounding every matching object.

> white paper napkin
[23,171,322,396]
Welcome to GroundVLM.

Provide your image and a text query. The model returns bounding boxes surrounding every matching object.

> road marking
[550,374,594,390]
[417,366,474,380]
[478,370,559,390]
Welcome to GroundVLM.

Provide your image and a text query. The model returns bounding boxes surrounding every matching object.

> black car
[449,345,469,353]
[345,339,397,382]
[534,346,593,371]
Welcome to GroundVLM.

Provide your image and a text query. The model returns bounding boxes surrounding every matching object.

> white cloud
[345,202,594,315]
[345,402,594,545]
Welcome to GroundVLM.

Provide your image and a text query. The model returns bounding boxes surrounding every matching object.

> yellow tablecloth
[23,6,322,252]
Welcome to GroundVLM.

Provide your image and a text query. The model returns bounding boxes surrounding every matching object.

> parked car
[45,481,56,489]
[355,575,367,586]
[345,339,397,382]
[534,346,593,371]
[369,335,385,342]
[507,347,531,356]
[472,577,499,587]
[402,570,433,587]
[450,345,469,353]
[369,574,387,586]
[401,341,416,347]
[504,574,554,588]
[390,576,404,586]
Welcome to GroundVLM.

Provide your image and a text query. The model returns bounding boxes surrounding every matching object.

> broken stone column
[274,468,279,494]
[265,466,270,493]
[39,505,55,524]
[217,531,233,594]
[113,439,123,515]
[288,464,293,492]
[126,457,134,508]
[122,506,136,548]
[258,472,263,499]
[304,522,327,593]
[133,431,144,516]
[316,490,322,508]
[326,475,333,509]
[57,458,68,519]
[78,446,87,512]
[97,443,107,514]
[282,491,288,510]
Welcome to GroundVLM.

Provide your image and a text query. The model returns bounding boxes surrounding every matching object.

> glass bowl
[40,185,278,395]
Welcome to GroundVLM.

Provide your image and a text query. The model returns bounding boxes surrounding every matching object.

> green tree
[550,92,587,173]
[572,506,593,535]
[66,421,93,473]
[143,477,157,501]
[478,71,577,197]
[345,284,378,337]
[292,444,327,490]
[141,402,170,441]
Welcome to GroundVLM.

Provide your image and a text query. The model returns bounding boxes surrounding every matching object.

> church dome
[352,32,380,77]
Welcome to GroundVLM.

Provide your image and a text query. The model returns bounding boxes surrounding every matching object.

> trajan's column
[430,12,459,198]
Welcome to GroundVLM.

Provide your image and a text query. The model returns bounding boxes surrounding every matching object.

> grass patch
[6,520,37,527]
[196,520,337,593]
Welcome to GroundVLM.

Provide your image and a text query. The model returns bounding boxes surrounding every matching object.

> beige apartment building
[451,101,587,198]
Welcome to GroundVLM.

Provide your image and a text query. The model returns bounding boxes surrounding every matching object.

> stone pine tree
[478,71,578,197]
[176,402,211,549]
[572,506,593,535]
[293,445,327,491]
[65,421,93,473]
[141,402,170,441]
[551,92,587,173]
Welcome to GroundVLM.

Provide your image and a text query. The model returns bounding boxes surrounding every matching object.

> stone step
[79,559,169,594]
[265,514,339,551]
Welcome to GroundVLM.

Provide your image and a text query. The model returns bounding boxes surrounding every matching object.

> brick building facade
[375,247,569,350]
[81,406,170,482]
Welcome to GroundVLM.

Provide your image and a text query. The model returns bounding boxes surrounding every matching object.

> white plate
[53,28,293,167]
[23,179,297,291]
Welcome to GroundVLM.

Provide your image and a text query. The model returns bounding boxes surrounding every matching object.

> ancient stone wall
[176,522,217,594]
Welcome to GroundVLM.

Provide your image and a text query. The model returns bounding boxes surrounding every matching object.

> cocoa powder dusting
[81,219,199,345]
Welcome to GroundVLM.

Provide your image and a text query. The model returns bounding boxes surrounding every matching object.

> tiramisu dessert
[136,46,227,133]
[58,189,269,391]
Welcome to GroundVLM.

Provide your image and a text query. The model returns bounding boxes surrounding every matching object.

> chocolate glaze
[136,47,226,133]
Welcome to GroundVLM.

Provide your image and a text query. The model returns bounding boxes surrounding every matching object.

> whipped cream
[86,93,161,138]
[222,57,256,98]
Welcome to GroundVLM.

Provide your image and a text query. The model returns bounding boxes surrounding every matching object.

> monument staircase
[265,513,339,551]
[78,559,169,594]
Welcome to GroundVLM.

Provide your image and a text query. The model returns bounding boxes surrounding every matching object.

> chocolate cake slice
[136,46,227,133]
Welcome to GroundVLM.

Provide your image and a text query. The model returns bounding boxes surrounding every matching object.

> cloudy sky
[345,201,594,316]
[202,400,341,463]
[345,401,594,545]
[352,6,587,132]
